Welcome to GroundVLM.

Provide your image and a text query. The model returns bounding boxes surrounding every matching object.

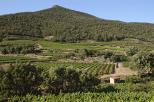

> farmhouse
[110,76,120,84]
[100,75,123,84]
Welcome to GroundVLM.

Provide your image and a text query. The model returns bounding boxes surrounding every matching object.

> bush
[0,63,43,96]
[125,76,143,83]
[79,72,101,91]
[126,47,139,56]
[0,44,41,54]
[82,49,100,57]
[134,52,154,74]
[41,67,101,94]
[103,51,114,59]
[111,54,127,62]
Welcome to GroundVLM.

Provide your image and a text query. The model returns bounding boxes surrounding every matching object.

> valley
[0,5,154,102]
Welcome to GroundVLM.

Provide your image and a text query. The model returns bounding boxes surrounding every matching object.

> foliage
[111,54,127,62]
[0,56,47,63]
[2,81,154,101]
[0,63,43,96]
[125,76,144,83]
[36,62,115,76]
[0,64,100,96]
[134,52,154,74]
[114,82,154,92]
[126,46,139,56]
[41,67,100,94]
[0,6,154,42]
[0,62,154,101]
[0,44,40,54]
[6,92,154,102]
[82,49,99,57]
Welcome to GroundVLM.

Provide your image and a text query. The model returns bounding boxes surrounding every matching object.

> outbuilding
[110,76,120,84]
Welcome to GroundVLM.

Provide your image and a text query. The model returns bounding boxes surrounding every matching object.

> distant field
[1,39,154,64]
[1,39,154,51]
[0,55,48,63]
[0,40,35,46]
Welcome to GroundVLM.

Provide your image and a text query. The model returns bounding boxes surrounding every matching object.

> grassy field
[0,55,49,63]
[1,39,153,51]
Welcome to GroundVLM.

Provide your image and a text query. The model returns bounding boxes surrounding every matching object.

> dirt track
[100,62,137,79]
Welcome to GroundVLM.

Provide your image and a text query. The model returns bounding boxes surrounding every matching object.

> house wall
[110,77,115,84]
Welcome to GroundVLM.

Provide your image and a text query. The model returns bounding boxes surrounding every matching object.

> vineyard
[7,92,154,102]
[36,62,115,76]
[0,40,154,102]
[0,3,154,101]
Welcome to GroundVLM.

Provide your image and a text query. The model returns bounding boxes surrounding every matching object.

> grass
[0,40,35,46]
[1,39,154,51]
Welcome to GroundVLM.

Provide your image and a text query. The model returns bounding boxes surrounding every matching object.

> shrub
[111,54,127,62]
[134,52,154,74]
[125,76,143,83]
[103,51,114,59]
[126,46,139,56]
[0,63,43,96]
[0,44,41,54]
[41,67,101,94]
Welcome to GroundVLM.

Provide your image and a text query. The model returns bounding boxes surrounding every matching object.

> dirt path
[115,63,137,76]
[100,62,137,79]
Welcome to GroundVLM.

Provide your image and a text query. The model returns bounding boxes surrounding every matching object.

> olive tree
[134,52,154,75]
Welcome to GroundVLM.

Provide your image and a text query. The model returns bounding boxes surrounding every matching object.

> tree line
[0,44,41,54]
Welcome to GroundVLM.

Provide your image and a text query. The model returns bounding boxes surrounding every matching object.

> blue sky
[0,0,154,23]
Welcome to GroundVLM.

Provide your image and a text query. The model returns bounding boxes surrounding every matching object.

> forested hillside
[0,5,154,42]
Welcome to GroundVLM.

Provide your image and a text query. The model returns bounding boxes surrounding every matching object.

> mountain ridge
[0,5,154,42]
[1,5,153,25]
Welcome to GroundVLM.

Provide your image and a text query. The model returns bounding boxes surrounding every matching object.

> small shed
[110,76,120,84]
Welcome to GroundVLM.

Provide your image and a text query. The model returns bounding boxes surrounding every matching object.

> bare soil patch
[100,62,137,79]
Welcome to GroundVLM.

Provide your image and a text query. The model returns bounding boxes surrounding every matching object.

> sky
[0,0,154,23]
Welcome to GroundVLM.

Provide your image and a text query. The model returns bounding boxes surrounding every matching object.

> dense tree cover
[0,5,154,42]
[0,44,41,54]
[0,63,100,97]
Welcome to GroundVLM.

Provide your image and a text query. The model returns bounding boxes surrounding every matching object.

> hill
[0,5,154,42]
